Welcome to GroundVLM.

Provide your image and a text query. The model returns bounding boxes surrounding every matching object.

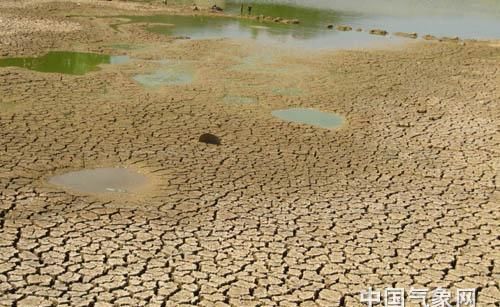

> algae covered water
[0,51,129,75]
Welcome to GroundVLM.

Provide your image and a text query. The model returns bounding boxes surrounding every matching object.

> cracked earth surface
[0,1,499,306]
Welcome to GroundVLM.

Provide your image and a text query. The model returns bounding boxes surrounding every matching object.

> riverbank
[0,1,499,306]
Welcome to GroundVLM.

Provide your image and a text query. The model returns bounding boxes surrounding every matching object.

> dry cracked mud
[0,1,499,306]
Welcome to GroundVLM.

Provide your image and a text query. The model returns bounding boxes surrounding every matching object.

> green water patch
[49,168,150,194]
[0,51,130,75]
[223,95,257,104]
[133,67,193,87]
[272,108,344,129]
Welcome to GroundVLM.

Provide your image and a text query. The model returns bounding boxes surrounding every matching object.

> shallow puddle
[48,168,149,194]
[272,108,344,129]
[0,51,129,75]
[133,60,194,87]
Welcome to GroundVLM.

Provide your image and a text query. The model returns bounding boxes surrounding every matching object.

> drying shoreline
[0,1,499,306]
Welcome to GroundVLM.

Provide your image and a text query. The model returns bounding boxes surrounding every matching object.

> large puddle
[112,0,500,50]
[272,108,344,129]
[0,51,130,75]
[48,168,150,194]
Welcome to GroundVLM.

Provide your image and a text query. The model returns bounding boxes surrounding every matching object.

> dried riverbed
[0,1,499,306]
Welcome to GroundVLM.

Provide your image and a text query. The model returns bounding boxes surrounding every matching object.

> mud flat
[0,1,499,306]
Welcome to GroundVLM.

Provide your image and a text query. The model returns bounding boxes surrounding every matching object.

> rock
[397,122,413,128]
[211,5,223,12]
[394,32,418,39]
[336,25,352,31]
[191,5,199,11]
[199,133,221,145]
[327,24,334,29]
[423,34,437,40]
[369,29,388,36]
[273,17,283,23]
[281,19,300,25]
[356,28,363,32]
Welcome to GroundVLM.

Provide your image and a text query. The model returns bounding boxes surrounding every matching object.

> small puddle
[109,55,131,65]
[272,108,344,129]
[133,66,193,87]
[0,51,130,75]
[48,168,150,194]
[223,95,257,104]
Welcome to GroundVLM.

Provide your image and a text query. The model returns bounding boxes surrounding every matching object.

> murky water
[133,67,193,87]
[233,0,500,39]
[115,12,399,50]
[115,0,499,50]
[272,108,344,129]
[48,168,150,194]
[0,51,129,75]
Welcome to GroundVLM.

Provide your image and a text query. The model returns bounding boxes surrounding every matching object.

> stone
[327,24,334,29]
[199,133,221,145]
[423,34,438,40]
[369,29,388,36]
[336,25,352,31]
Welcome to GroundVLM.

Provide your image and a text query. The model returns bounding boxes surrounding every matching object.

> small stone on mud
[336,25,352,31]
[397,122,413,128]
[369,29,388,36]
[327,24,334,29]
[356,28,363,32]
[199,133,221,145]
